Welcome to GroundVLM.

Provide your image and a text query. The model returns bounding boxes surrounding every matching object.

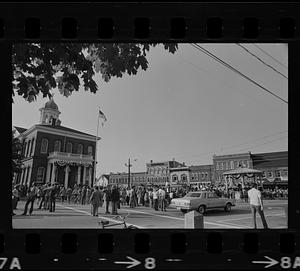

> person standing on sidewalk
[248,182,269,229]
[21,182,38,215]
[90,186,101,216]
[66,186,72,204]
[12,185,20,215]
[49,184,59,212]
[103,186,111,214]
[152,187,159,211]
[111,185,120,215]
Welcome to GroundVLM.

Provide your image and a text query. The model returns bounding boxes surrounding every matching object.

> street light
[125,158,137,188]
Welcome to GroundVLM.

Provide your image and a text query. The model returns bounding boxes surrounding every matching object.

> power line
[253,44,288,70]
[219,130,288,152]
[190,43,288,104]
[227,136,287,153]
[236,43,288,79]
[172,131,288,160]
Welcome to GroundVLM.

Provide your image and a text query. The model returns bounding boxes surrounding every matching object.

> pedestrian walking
[90,186,101,216]
[21,182,38,215]
[248,183,269,229]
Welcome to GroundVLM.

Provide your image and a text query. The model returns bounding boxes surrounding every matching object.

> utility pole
[125,158,137,188]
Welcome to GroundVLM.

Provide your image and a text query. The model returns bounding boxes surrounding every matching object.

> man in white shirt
[158,187,166,211]
[247,183,268,229]
[152,187,159,211]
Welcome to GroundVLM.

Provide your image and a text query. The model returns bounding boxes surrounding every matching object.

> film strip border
[0,2,299,40]
[1,2,300,270]
[0,230,299,269]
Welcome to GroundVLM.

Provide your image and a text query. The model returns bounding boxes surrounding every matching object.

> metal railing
[49,151,93,160]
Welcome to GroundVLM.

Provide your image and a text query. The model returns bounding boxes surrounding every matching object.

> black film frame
[0,1,299,270]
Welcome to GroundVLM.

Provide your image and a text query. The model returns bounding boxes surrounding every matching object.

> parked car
[170,191,236,215]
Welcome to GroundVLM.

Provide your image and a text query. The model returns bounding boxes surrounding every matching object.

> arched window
[66,142,73,153]
[54,140,61,152]
[77,144,83,154]
[87,146,93,156]
[172,174,178,182]
[40,138,48,154]
[181,174,187,182]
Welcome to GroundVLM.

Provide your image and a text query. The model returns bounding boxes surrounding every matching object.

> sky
[12,43,288,176]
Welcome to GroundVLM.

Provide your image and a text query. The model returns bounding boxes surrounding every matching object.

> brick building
[13,97,100,188]
[189,165,213,187]
[213,152,253,184]
[252,151,288,186]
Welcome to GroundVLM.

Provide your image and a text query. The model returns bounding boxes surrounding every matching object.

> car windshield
[184,192,201,197]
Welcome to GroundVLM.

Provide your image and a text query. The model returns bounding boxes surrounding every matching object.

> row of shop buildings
[107,150,288,188]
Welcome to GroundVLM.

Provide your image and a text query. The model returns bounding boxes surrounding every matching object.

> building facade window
[230,160,234,169]
[262,171,266,178]
[40,138,48,154]
[26,140,31,157]
[282,169,288,177]
[77,144,83,154]
[216,162,219,170]
[36,167,45,183]
[88,146,93,156]
[54,140,61,152]
[181,174,187,182]
[172,174,178,182]
[220,162,223,170]
[275,170,281,177]
[66,142,73,153]
[268,171,273,178]
[30,138,35,156]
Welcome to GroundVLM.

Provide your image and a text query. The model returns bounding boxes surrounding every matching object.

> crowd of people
[11,181,288,217]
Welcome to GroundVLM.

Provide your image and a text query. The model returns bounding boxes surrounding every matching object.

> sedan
[170,191,236,215]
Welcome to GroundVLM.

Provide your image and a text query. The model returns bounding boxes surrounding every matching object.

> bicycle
[98,213,139,229]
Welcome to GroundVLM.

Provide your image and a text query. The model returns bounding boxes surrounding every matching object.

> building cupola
[39,95,61,126]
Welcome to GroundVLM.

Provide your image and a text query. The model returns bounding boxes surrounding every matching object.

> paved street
[13,200,287,229]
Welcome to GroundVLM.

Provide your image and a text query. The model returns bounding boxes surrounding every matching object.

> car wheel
[198,205,206,215]
[224,203,232,212]
[180,209,188,214]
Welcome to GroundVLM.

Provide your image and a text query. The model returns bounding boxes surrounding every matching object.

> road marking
[218,213,285,223]
[122,207,243,228]
[215,221,252,228]
[57,204,144,229]
[60,204,248,229]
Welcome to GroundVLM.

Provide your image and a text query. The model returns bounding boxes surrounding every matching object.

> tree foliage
[12,130,24,177]
[12,43,178,102]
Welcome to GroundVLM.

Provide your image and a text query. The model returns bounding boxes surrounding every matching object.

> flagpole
[94,108,100,187]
